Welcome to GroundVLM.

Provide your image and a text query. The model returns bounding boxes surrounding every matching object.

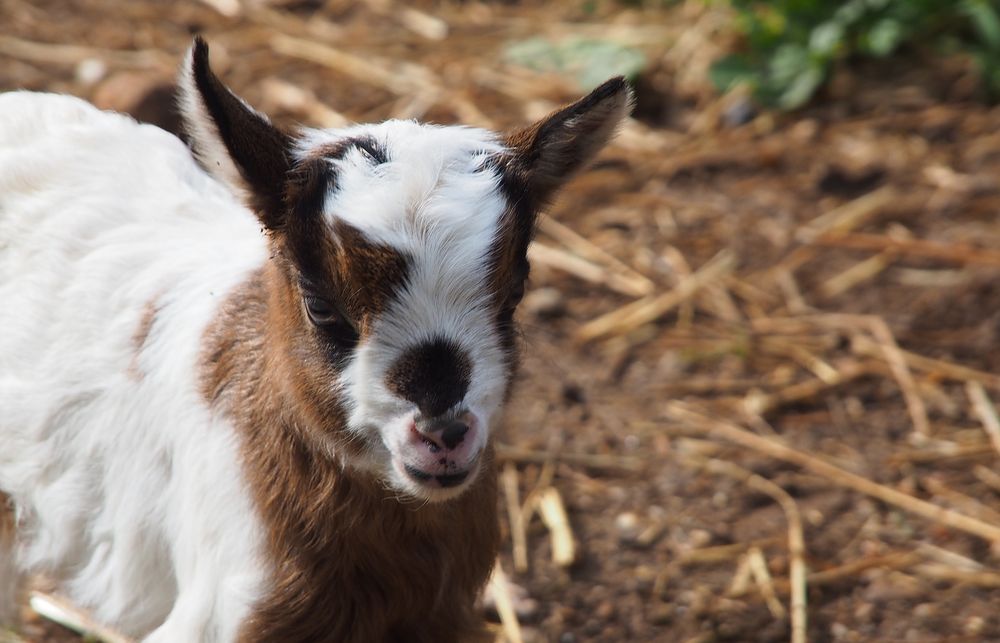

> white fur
[0,92,267,639]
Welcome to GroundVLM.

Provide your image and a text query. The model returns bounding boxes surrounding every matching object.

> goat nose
[385,338,472,418]
[439,419,470,450]
[413,412,476,452]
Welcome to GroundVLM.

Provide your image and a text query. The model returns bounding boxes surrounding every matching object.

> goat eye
[503,281,526,312]
[303,293,360,346]
[304,295,341,325]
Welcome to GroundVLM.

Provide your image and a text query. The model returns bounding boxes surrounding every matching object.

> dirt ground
[3,1,1000,641]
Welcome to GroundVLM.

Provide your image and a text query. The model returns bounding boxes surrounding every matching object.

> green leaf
[970,46,1000,98]
[833,0,870,26]
[864,18,905,57]
[709,54,758,92]
[768,43,812,87]
[708,0,1000,109]
[963,0,1000,51]
[777,63,826,109]
[810,21,845,57]
[503,37,646,90]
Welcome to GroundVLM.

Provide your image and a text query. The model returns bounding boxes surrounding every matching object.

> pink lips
[400,412,480,490]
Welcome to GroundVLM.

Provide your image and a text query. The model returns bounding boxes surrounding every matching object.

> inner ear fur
[505,76,634,203]
[179,36,293,229]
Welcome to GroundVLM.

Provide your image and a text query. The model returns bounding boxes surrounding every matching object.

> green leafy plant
[504,37,646,90]
[711,0,1000,109]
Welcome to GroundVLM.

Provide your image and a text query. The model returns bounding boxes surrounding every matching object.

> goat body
[0,39,630,641]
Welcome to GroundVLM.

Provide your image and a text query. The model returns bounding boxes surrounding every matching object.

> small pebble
[912,603,935,619]
[964,616,985,636]
[75,58,107,86]
[635,523,664,548]
[561,382,586,405]
[863,572,924,602]
[687,528,712,548]
[520,628,543,643]
[723,97,756,127]
[854,602,874,622]
[615,511,640,541]
[649,604,673,626]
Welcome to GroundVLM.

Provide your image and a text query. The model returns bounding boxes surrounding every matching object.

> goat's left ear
[178,37,292,229]
[506,76,633,203]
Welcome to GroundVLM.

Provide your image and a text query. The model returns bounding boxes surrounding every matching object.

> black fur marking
[386,338,472,419]
[488,159,535,318]
[283,158,336,281]
[282,160,363,363]
[189,37,292,229]
[493,165,538,264]
[352,135,389,165]
[316,135,389,166]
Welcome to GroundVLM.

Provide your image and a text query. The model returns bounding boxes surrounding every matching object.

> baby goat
[0,38,631,641]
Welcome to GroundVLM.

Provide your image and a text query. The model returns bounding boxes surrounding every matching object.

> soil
[3,1,1000,642]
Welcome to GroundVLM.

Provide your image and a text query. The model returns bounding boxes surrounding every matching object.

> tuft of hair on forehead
[295,120,507,248]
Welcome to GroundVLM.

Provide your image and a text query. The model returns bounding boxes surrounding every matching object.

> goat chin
[0,37,632,642]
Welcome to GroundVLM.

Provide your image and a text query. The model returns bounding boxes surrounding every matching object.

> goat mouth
[392,451,482,498]
[403,464,470,488]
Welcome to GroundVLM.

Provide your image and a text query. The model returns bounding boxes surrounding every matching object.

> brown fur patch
[329,220,411,320]
[0,492,13,545]
[280,159,410,337]
[128,296,161,380]
[201,260,499,643]
[0,491,19,627]
[0,492,16,607]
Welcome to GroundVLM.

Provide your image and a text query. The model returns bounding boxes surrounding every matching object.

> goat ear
[178,37,292,229]
[506,77,633,203]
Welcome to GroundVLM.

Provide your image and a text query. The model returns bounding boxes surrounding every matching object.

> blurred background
[3,0,1000,641]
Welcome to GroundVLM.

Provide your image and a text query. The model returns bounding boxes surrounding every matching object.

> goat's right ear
[179,37,292,229]
[505,77,633,205]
